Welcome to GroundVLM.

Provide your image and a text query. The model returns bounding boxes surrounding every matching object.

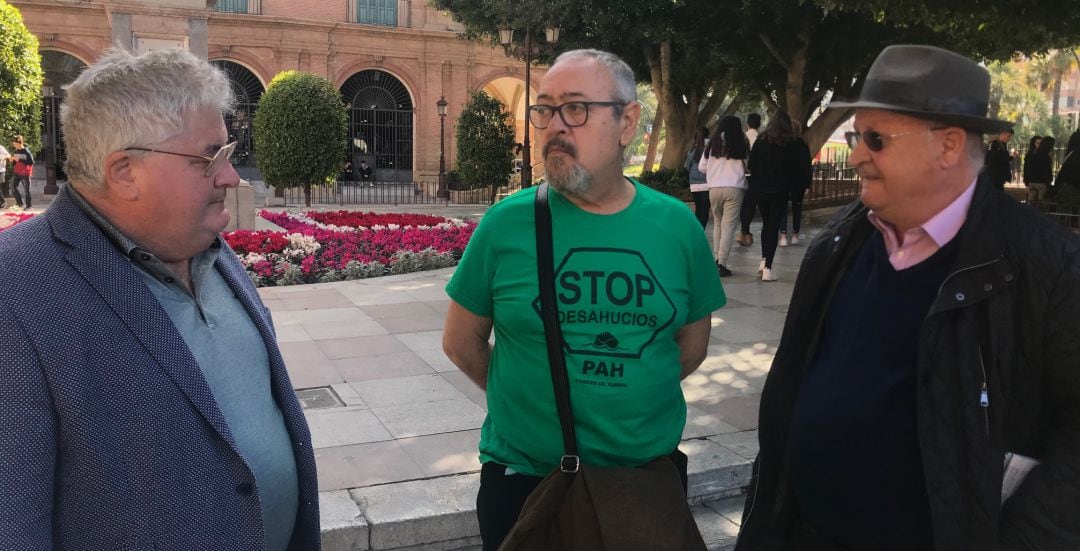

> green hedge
[635,167,691,202]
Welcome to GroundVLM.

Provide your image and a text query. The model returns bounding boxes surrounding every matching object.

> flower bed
[0,212,36,232]
[223,210,476,287]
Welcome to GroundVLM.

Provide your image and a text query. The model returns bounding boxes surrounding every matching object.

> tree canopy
[435,0,1080,165]
[454,90,515,201]
[253,71,347,206]
[0,1,42,152]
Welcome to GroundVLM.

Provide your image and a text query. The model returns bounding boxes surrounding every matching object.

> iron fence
[282,181,524,206]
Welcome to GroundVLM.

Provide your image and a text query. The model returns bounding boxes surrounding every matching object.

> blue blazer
[0,186,320,550]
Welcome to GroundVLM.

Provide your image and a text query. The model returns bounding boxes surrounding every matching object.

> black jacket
[747,138,811,195]
[735,181,1080,551]
[984,140,1012,187]
[1022,151,1052,185]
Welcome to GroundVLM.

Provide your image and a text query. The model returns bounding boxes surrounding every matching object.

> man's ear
[939,127,968,168]
[620,101,642,147]
[102,150,140,201]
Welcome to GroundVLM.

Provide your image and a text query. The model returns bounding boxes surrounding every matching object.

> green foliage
[635,168,690,202]
[454,91,514,190]
[254,71,347,189]
[0,2,42,152]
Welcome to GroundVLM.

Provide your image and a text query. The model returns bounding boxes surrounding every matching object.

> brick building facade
[15,0,546,183]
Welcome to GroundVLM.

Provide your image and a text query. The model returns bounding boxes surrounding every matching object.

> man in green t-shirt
[443,48,726,551]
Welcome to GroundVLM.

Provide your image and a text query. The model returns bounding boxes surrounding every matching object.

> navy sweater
[786,231,958,550]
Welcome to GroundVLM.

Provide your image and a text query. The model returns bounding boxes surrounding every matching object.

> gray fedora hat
[829,44,1013,133]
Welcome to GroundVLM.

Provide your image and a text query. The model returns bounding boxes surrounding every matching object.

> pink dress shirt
[867,179,976,271]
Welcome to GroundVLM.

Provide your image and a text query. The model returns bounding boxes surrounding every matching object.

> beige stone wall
[14,0,539,181]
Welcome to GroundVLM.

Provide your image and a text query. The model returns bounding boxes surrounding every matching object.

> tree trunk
[642,103,663,172]
[1053,75,1062,118]
[803,107,853,158]
[304,183,311,207]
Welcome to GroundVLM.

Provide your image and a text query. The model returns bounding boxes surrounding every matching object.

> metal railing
[282,181,524,206]
[213,0,259,14]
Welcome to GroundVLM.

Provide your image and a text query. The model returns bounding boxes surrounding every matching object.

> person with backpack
[10,135,34,209]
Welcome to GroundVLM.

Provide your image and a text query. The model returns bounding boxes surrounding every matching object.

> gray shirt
[69,186,299,551]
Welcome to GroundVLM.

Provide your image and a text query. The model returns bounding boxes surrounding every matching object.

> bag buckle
[560,455,580,473]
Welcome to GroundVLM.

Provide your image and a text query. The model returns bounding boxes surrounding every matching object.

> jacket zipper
[978,345,990,439]
[936,256,1000,441]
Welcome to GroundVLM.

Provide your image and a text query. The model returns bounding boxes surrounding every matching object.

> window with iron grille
[356,0,396,26]
[341,70,414,180]
[213,0,253,13]
[211,60,264,168]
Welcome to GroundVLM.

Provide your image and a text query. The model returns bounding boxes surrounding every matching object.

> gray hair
[967,131,986,165]
[61,48,234,188]
[551,49,637,107]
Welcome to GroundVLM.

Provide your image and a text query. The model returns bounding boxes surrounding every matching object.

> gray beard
[546,159,593,197]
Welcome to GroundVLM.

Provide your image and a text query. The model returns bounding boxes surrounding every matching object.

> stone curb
[319,431,757,551]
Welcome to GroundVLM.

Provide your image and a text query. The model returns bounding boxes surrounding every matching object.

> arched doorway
[40,50,87,185]
[211,60,264,173]
[340,70,414,181]
[482,77,530,174]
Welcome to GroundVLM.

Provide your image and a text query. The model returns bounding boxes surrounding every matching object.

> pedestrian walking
[9,135,34,208]
[1024,135,1053,203]
[737,112,761,246]
[699,115,749,277]
[746,110,801,282]
[685,126,711,228]
[777,120,813,246]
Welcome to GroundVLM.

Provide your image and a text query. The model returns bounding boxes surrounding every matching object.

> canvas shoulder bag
[498,183,707,551]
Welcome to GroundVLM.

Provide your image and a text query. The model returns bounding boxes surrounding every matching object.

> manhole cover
[296,387,344,410]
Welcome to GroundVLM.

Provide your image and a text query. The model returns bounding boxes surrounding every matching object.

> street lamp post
[436,96,449,200]
[499,23,559,188]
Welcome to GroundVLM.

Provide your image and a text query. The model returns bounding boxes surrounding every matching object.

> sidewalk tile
[277,289,352,310]
[350,474,481,550]
[398,429,482,477]
[692,505,740,549]
[301,319,389,340]
[315,441,425,491]
[319,490,370,551]
[290,307,375,324]
[330,383,367,407]
[377,313,446,333]
[350,374,467,408]
[372,398,486,438]
[415,347,458,372]
[274,323,313,343]
[684,404,741,439]
[334,352,435,382]
[359,301,438,319]
[709,430,759,462]
[439,371,487,412]
[394,330,444,352]
[691,393,762,432]
[307,408,392,448]
[316,334,411,360]
[706,495,747,526]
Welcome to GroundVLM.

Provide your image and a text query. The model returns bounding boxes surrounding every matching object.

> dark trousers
[780,188,806,235]
[0,172,8,199]
[757,191,788,269]
[11,175,31,208]
[740,188,758,234]
[477,449,690,551]
[692,190,710,229]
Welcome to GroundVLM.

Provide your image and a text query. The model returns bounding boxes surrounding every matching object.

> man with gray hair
[0,48,319,550]
[442,48,725,550]
[738,45,1080,550]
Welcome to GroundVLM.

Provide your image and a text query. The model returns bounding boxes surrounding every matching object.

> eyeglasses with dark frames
[528,101,629,129]
[125,142,238,178]
[845,127,948,152]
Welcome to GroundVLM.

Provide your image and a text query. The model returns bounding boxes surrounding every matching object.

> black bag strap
[534,183,580,473]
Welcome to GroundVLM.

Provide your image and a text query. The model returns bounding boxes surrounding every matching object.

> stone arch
[339,68,416,181]
[211,59,265,168]
[39,49,89,182]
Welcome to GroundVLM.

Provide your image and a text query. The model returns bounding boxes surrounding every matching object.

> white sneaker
[779,234,788,247]
[790,234,800,245]
[758,259,766,274]
[761,267,778,282]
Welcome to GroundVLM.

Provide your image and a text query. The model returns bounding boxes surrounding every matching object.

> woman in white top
[698,115,749,277]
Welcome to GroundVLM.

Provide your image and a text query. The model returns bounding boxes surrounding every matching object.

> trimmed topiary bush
[254,71,347,206]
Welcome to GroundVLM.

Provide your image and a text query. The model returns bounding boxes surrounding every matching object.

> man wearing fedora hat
[735,44,1080,551]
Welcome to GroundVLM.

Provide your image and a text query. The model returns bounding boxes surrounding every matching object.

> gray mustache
[543,139,577,159]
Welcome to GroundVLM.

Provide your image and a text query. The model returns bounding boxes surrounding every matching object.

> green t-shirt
[446,180,726,477]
